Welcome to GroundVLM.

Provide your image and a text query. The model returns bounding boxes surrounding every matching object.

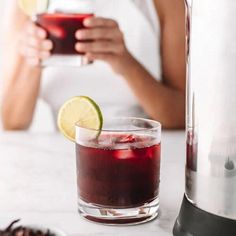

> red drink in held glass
[33,0,94,66]
[36,13,93,55]
[76,118,161,225]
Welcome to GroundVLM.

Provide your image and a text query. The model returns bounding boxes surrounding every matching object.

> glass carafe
[35,0,94,67]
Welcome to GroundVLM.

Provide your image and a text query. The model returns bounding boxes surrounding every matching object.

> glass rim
[75,117,162,132]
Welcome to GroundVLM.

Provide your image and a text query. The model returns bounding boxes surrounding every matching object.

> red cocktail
[75,118,161,225]
[77,134,160,207]
[36,13,93,55]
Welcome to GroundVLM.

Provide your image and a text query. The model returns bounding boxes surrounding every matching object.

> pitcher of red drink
[34,0,94,67]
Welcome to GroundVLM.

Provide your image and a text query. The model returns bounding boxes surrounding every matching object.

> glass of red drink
[75,117,161,225]
[35,0,94,67]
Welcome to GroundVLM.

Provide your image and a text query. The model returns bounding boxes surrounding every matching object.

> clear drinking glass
[34,0,94,67]
[75,117,161,225]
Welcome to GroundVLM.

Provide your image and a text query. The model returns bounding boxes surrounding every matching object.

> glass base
[78,197,159,225]
[42,55,93,67]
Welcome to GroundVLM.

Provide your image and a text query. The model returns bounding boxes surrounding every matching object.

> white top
[40,0,161,123]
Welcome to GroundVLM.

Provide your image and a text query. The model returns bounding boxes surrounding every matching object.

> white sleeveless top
[40,0,161,123]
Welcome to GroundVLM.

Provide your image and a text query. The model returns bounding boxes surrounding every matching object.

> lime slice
[18,0,49,16]
[57,96,103,142]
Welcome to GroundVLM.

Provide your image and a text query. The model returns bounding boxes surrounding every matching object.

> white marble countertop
[0,131,185,236]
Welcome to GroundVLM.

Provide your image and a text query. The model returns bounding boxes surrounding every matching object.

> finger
[22,47,39,58]
[39,51,51,60]
[26,57,41,67]
[84,17,118,28]
[75,41,123,54]
[21,46,51,60]
[26,52,50,66]
[28,37,53,51]
[26,22,47,39]
[75,28,122,41]
[86,52,114,62]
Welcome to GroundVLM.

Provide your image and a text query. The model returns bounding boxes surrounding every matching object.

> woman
[1,0,185,130]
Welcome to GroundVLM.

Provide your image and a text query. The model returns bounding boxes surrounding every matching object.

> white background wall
[0,0,54,132]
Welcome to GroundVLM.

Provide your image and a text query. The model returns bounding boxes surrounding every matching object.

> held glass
[75,117,161,225]
[34,0,94,67]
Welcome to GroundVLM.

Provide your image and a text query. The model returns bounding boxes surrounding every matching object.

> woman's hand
[75,17,135,75]
[19,21,53,66]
